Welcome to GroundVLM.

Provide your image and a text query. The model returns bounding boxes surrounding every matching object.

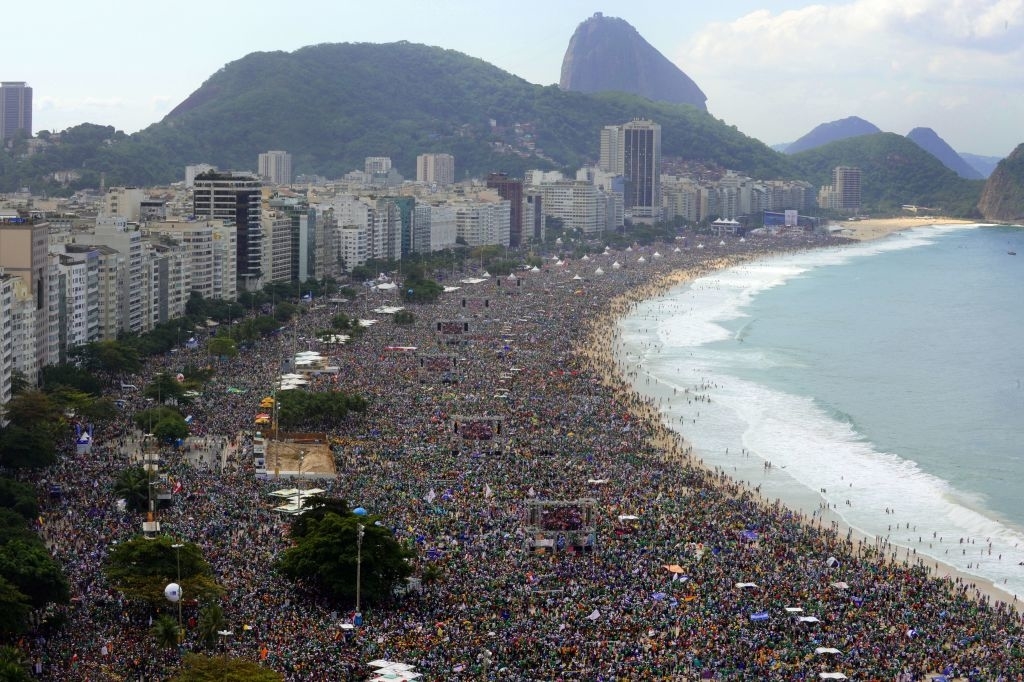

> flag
[172,480,183,494]
[424,489,436,504]
[586,609,600,621]
[484,484,493,498]
[527,487,536,497]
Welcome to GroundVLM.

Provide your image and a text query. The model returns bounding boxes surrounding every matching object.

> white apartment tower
[416,153,455,187]
[258,151,293,185]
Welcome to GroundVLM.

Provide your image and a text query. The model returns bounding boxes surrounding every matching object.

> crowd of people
[19,231,1024,681]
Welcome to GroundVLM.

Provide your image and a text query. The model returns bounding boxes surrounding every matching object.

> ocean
[617,223,1024,597]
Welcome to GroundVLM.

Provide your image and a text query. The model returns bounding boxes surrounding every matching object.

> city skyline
[3,0,1022,158]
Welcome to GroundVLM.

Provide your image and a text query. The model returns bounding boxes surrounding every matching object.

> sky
[7,0,1022,157]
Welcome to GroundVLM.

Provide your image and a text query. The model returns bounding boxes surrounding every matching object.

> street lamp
[171,543,184,642]
[295,449,306,514]
[217,629,233,681]
[354,523,365,627]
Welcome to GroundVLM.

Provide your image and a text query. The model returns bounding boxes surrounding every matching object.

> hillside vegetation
[791,133,984,216]
[0,42,985,216]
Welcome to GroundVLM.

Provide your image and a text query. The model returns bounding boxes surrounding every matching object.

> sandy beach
[577,235,1022,622]
[834,215,976,241]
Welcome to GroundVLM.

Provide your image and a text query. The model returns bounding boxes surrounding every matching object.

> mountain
[790,132,983,216]
[905,127,983,180]
[0,42,786,193]
[559,13,707,111]
[786,116,881,154]
[959,152,1003,179]
[977,143,1024,221]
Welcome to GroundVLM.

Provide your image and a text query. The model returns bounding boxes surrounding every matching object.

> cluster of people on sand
[19,231,1024,681]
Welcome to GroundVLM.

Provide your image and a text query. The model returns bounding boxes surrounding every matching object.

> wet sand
[834,216,976,241]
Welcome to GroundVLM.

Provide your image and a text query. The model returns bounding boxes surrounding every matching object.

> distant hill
[977,143,1024,221]
[791,132,983,216]
[786,116,881,154]
[771,143,792,153]
[959,152,1004,179]
[905,127,983,180]
[0,42,787,193]
[559,13,707,111]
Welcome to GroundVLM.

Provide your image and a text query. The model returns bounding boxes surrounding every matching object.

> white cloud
[676,0,1024,155]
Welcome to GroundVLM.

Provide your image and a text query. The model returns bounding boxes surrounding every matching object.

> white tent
[611,261,621,270]
[734,582,758,589]
[652,251,662,258]
[818,674,847,680]
[637,256,646,263]
[815,647,842,655]
[530,266,540,272]
[594,267,604,276]
[581,254,590,261]
[375,282,398,291]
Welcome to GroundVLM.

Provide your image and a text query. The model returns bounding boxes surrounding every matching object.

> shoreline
[576,236,1022,618]
[832,215,976,241]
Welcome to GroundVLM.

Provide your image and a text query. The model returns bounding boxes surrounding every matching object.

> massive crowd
[19,231,1024,681]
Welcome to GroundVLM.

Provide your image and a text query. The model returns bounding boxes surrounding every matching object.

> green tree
[393,310,415,325]
[0,390,65,469]
[0,479,39,519]
[207,336,238,360]
[273,302,298,322]
[0,577,32,638]
[8,370,30,396]
[277,511,413,604]
[171,653,284,682]
[151,613,181,650]
[0,539,70,609]
[196,603,226,650]
[103,536,223,605]
[113,467,153,513]
[0,645,30,682]
[76,340,142,374]
[145,373,186,405]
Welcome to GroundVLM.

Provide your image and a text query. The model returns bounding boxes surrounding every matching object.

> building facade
[0,82,32,140]
[258,151,293,185]
[192,171,262,290]
[486,173,524,247]
[416,153,455,187]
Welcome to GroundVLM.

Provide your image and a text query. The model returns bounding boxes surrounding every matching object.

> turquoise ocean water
[617,224,1024,597]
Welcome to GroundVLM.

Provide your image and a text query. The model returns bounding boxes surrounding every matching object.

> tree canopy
[170,653,283,682]
[103,536,223,605]
[276,507,413,605]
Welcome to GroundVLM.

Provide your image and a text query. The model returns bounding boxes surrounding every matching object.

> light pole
[355,523,365,627]
[171,543,184,643]
[217,629,233,681]
[295,449,306,514]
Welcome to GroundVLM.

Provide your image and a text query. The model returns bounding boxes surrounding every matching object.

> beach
[25,229,1024,681]
[834,215,976,241]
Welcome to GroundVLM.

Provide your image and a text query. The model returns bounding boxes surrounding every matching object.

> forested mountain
[791,132,984,216]
[0,42,986,216]
[786,116,881,154]
[0,42,785,193]
[905,127,984,180]
[977,143,1024,221]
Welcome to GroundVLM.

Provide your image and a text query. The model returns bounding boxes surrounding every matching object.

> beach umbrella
[353,507,367,516]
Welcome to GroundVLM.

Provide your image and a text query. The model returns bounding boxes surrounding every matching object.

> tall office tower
[192,171,263,290]
[833,166,862,213]
[258,150,293,185]
[599,119,661,220]
[0,218,50,378]
[0,82,32,140]
[486,173,524,246]
[621,119,661,219]
[416,153,455,187]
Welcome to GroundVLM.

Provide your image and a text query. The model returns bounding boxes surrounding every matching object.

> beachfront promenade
[28,231,1024,681]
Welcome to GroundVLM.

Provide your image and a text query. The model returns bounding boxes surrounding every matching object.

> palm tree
[197,603,226,650]
[151,613,181,650]
[113,467,151,513]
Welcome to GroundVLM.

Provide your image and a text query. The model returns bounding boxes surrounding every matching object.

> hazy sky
[7,0,1021,157]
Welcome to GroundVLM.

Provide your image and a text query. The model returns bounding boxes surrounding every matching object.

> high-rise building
[486,173,524,247]
[185,164,216,189]
[192,171,263,290]
[364,157,392,176]
[258,151,293,185]
[416,153,455,187]
[0,82,32,140]
[0,218,50,378]
[599,119,661,220]
[834,166,861,213]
